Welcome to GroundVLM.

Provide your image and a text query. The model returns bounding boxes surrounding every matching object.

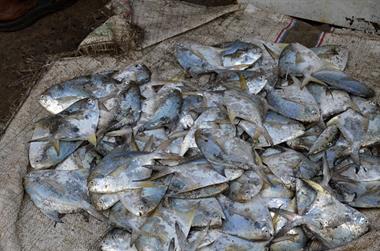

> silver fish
[308,125,339,155]
[25,169,105,222]
[272,180,369,249]
[218,194,274,241]
[112,63,151,85]
[39,72,121,114]
[55,145,100,170]
[228,170,263,202]
[29,140,82,169]
[108,202,147,232]
[100,229,137,251]
[312,70,375,98]
[139,89,182,131]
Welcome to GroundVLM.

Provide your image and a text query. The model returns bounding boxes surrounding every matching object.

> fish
[88,152,181,193]
[266,79,320,123]
[195,128,255,170]
[108,202,147,232]
[24,169,105,222]
[308,125,339,154]
[327,109,369,164]
[241,111,305,147]
[139,89,182,132]
[180,106,233,156]
[307,83,352,119]
[100,229,137,251]
[362,112,380,147]
[228,170,263,202]
[39,72,121,114]
[169,183,229,199]
[223,89,272,144]
[29,140,82,169]
[310,45,349,71]
[218,194,274,241]
[171,198,225,227]
[31,98,99,150]
[148,158,229,194]
[176,41,262,76]
[312,70,375,98]
[272,180,369,249]
[112,63,152,85]
[262,148,320,190]
[55,145,100,170]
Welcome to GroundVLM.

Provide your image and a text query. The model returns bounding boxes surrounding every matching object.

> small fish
[228,170,263,202]
[176,41,262,76]
[307,83,352,119]
[100,229,137,251]
[39,72,121,114]
[327,109,369,164]
[148,158,229,194]
[272,180,369,249]
[223,89,272,144]
[262,148,320,190]
[108,202,147,232]
[112,63,152,85]
[171,198,225,228]
[308,125,339,154]
[312,70,375,98]
[55,145,100,170]
[31,98,99,150]
[266,80,320,123]
[218,194,274,241]
[29,140,82,169]
[25,169,105,222]
[88,152,180,193]
[139,89,182,132]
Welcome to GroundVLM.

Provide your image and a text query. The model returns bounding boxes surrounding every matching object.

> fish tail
[269,208,305,237]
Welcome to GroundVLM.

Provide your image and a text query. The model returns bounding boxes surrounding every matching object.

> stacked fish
[24,40,380,251]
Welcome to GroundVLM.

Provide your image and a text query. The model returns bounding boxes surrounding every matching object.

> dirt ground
[0,0,111,136]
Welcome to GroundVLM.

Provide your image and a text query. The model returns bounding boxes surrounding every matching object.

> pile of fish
[25,40,380,251]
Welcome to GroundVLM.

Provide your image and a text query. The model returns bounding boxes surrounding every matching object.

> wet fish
[108,202,147,232]
[100,229,137,251]
[223,89,272,143]
[310,45,348,71]
[176,41,262,76]
[228,170,263,202]
[139,89,182,131]
[88,152,180,193]
[327,109,369,164]
[25,169,105,222]
[312,70,375,98]
[308,125,339,154]
[112,63,151,85]
[272,180,369,249]
[31,98,99,149]
[218,194,274,241]
[169,183,229,199]
[29,140,82,169]
[39,72,121,114]
[266,80,320,123]
[56,145,100,170]
[262,148,320,190]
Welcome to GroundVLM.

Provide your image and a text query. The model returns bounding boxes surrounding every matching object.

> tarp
[0,1,379,250]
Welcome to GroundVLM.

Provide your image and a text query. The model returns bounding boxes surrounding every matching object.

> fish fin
[321,152,331,187]
[239,73,248,91]
[168,237,176,251]
[129,132,140,151]
[175,222,187,251]
[87,134,97,146]
[271,233,298,244]
[105,127,132,137]
[349,97,363,115]
[262,43,280,60]
[269,208,308,237]
[260,125,273,146]
[143,135,154,152]
[42,209,64,223]
[50,138,61,155]
[301,75,326,89]
[253,150,272,185]
[28,136,50,143]
[83,202,107,222]
[302,179,327,194]
[350,142,361,165]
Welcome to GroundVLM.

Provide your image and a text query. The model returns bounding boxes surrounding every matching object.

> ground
[0,0,111,136]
